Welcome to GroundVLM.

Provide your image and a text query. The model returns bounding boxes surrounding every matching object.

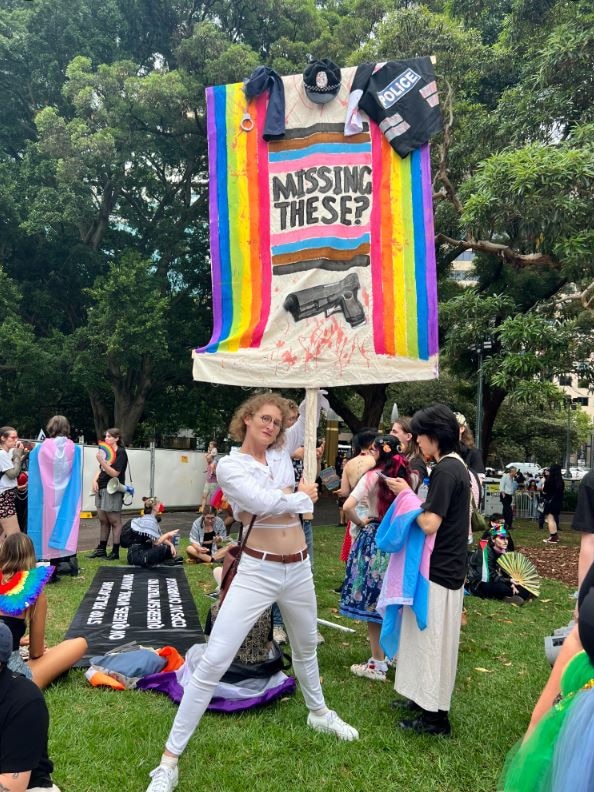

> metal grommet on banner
[240,112,254,132]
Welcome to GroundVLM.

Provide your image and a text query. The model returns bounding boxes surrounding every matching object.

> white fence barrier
[81,444,208,513]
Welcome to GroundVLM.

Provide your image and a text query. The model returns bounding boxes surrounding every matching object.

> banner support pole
[303,388,318,520]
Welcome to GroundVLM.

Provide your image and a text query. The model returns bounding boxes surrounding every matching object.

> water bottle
[418,477,430,501]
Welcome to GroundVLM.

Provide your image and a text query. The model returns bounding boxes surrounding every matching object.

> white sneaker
[350,658,388,681]
[146,764,179,792]
[273,626,287,644]
[307,709,359,741]
[316,629,325,645]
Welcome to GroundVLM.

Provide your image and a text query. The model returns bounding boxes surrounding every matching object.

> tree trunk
[326,384,387,433]
[109,357,154,445]
[481,383,507,461]
[88,389,112,442]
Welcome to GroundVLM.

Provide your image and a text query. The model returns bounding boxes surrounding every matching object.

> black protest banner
[65,565,204,666]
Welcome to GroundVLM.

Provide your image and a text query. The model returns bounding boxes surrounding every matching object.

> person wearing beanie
[0,622,60,791]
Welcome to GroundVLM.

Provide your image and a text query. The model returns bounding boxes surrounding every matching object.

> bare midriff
[238,512,306,555]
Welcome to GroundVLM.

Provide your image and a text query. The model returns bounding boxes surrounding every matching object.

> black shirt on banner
[352,57,442,157]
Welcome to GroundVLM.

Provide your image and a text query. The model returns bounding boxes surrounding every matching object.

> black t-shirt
[423,457,470,589]
[459,444,485,476]
[0,666,53,787]
[98,445,128,489]
[572,470,594,534]
[202,530,215,549]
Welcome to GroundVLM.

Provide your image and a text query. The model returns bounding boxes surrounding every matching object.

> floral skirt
[339,521,388,624]
[0,488,16,519]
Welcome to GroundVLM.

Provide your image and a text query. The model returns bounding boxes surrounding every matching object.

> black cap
[303,59,341,105]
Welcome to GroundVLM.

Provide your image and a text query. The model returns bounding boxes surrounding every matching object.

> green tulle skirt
[500,651,594,791]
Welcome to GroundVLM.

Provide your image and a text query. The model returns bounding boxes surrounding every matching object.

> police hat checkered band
[303,59,341,103]
[0,622,12,664]
[306,79,342,93]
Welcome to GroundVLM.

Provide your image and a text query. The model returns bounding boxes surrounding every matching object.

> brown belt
[242,546,308,564]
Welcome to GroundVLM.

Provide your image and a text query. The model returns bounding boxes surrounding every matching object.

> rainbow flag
[194,67,438,388]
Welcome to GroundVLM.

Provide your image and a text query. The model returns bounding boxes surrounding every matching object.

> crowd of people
[1,405,594,792]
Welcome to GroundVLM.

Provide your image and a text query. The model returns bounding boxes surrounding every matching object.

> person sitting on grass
[481,512,515,551]
[0,533,87,689]
[467,524,530,606]
[0,621,62,792]
[127,497,181,568]
[186,506,229,564]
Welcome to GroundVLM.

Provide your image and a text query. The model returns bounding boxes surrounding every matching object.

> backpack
[119,519,135,549]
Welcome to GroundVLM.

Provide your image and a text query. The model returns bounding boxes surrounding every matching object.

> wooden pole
[302,388,318,520]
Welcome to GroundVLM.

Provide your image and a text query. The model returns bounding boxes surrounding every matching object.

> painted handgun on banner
[283,273,366,328]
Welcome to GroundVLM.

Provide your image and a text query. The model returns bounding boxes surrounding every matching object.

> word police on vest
[106,477,135,502]
[378,68,421,109]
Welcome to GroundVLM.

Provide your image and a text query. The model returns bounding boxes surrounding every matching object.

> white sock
[311,707,330,717]
[160,754,178,769]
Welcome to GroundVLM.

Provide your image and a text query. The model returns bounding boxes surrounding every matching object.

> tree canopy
[0,0,592,456]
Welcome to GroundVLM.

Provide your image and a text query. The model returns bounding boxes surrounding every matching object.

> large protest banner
[65,566,204,666]
[192,64,439,388]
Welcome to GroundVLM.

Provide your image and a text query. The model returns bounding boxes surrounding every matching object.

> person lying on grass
[127,497,181,568]
[0,533,87,689]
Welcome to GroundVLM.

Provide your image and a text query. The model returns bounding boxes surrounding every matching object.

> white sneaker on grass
[146,764,178,792]
[307,709,359,741]
[350,658,388,681]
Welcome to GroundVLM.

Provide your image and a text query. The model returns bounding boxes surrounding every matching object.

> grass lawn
[42,521,577,792]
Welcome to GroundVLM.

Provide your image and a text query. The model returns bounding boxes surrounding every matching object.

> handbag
[219,514,257,604]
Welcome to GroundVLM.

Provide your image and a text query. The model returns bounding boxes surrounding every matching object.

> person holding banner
[88,428,128,561]
[145,393,357,792]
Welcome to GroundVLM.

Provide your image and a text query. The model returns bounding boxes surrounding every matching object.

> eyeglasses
[256,414,282,430]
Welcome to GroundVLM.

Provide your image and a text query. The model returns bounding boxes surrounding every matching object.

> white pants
[166,552,325,756]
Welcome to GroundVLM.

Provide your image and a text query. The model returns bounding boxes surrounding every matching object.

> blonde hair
[0,533,37,575]
[228,393,289,448]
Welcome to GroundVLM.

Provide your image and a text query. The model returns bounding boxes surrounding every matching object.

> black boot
[106,544,120,561]
[398,707,451,737]
[88,543,107,558]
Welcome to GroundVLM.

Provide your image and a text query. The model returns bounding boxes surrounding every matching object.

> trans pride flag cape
[376,488,435,659]
[193,66,439,388]
[27,438,82,560]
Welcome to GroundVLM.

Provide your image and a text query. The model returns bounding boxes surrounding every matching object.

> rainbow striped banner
[193,67,438,388]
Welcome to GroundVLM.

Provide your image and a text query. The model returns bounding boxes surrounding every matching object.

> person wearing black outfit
[386,404,470,737]
[88,427,128,560]
[0,622,60,791]
[543,464,565,544]
[467,525,529,605]
[572,469,594,588]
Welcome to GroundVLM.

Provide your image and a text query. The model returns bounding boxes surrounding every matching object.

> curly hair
[228,393,290,448]
[0,533,37,575]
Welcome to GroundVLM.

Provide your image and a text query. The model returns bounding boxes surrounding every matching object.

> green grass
[43,522,578,792]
